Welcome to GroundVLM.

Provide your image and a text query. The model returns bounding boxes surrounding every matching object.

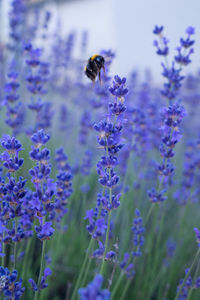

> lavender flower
[29,130,56,239]
[161,63,184,100]
[153,25,169,56]
[120,209,145,278]
[78,274,110,300]
[0,267,25,299]
[149,26,195,206]
[81,150,93,176]
[175,27,195,66]
[8,0,26,52]
[29,267,52,291]
[35,222,54,241]
[174,140,199,205]
[4,63,25,135]
[176,269,193,300]
[132,209,145,255]
[25,45,53,135]
[84,75,127,263]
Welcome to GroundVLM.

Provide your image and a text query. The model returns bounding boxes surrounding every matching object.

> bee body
[85,54,105,82]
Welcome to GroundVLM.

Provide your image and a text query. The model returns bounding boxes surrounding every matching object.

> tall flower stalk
[71,75,128,299]
[149,26,195,203]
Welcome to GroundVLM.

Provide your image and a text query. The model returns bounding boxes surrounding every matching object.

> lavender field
[0,1,200,299]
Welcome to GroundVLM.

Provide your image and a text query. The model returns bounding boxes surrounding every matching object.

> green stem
[187,288,194,300]
[34,240,46,300]
[111,272,123,300]
[14,219,18,269]
[14,242,17,269]
[2,235,5,267]
[174,249,200,300]
[80,254,93,287]
[21,238,32,280]
[121,279,131,300]
[100,165,113,276]
[100,207,112,275]
[71,238,93,300]
[187,254,200,300]
[76,202,105,286]
[142,204,159,299]
[144,204,154,226]
[148,204,165,298]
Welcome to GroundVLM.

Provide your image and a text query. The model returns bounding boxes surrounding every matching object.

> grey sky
[1,0,200,81]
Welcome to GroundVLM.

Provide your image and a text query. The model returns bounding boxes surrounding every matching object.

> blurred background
[1,1,200,300]
[1,0,200,80]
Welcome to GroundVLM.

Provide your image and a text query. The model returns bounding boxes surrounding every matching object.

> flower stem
[2,231,5,267]
[71,238,93,300]
[144,204,154,226]
[187,287,194,300]
[111,272,123,299]
[21,238,32,280]
[34,240,46,300]
[187,255,200,300]
[121,279,131,300]
[100,186,112,276]
[14,219,18,269]
[80,253,93,287]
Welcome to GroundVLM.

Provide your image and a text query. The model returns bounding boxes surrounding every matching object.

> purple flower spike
[153,27,169,56]
[40,267,52,289]
[29,278,38,291]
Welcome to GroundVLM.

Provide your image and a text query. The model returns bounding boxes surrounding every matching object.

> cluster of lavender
[0,123,73,299]
[176,268,200,300]
[78,274,110,300]
[29,267,52,292]
[147,26,195,203]
[173,226,200,299]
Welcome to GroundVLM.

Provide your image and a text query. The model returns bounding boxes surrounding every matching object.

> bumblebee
[84,54,105,82]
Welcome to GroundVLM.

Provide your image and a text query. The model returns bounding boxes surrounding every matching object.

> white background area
[1,0,200,81]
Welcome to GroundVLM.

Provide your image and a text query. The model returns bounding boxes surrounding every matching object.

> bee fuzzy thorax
[90,54,99,61]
